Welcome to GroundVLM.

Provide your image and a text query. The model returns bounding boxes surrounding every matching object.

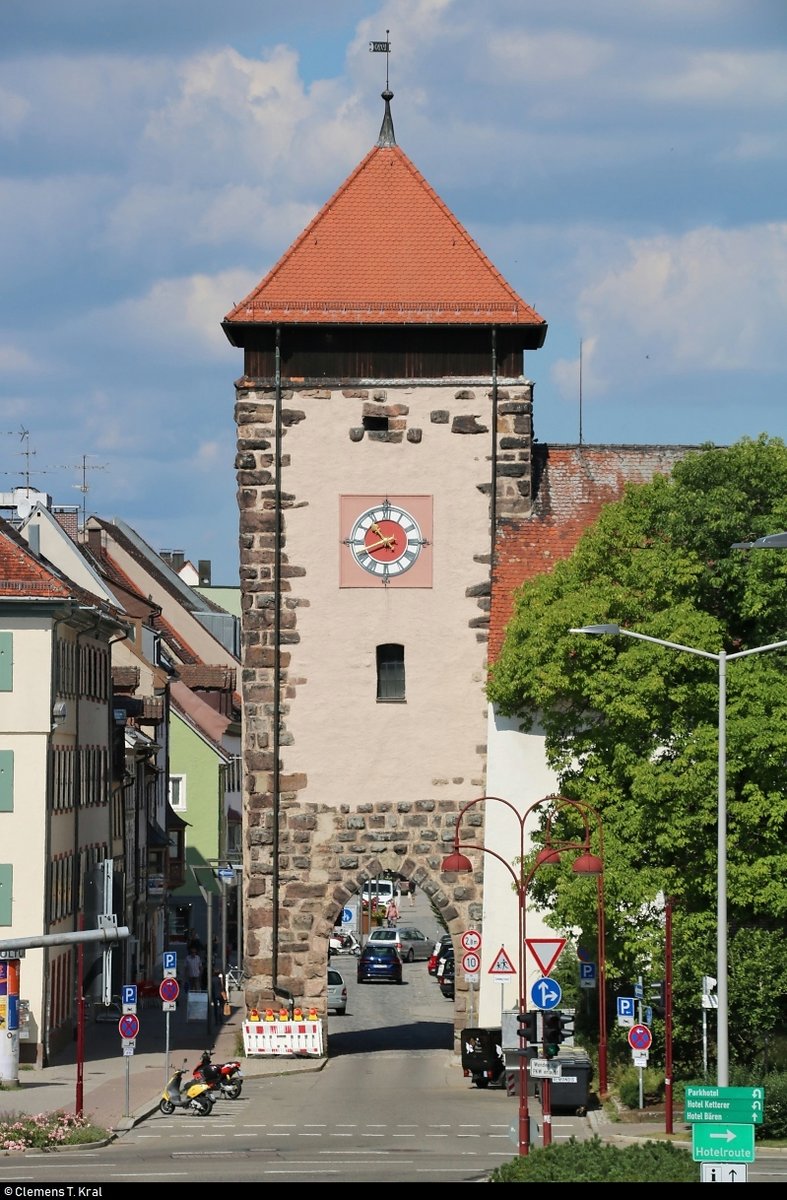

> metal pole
[125,1055,130,1117]
[717,653,728,1087]
[206,892,214,1038]
[596,870,608,1095]
[76,932,84,1117]
[637,977,643,1110]
[165,1008,171,1090]
[665,895,674,1134]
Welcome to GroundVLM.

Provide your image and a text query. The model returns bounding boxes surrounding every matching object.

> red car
[428,936,451,976]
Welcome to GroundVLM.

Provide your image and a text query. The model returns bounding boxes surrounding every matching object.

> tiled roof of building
[0,516,123,620]
[488,444,699,664]
[224,93,546,334]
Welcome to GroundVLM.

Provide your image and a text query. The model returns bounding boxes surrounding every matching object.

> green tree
[488,435,787,1073]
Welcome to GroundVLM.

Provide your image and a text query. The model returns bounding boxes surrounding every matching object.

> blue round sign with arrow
[531,977,562,1010]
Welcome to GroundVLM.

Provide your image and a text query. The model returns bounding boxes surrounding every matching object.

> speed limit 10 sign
[461,951,481,974]
[461,929,482,952]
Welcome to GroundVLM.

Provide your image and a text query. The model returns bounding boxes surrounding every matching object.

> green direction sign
[692,1122,756,1163]
[684,1085,765,1126]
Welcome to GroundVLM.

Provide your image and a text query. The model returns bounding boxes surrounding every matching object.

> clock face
[347,501,426,582]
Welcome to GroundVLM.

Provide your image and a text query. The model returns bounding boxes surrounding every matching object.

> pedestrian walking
[211,968,227,1024]
[386,897,399,925]
[185,945,203,994]
[408,879,417,907]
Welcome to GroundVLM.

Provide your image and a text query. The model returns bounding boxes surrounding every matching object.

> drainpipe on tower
[272,325,283,985]
[490,327,499,565]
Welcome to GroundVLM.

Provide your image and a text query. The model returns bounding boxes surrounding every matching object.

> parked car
[427,935,451,976]
[435,943,454,985]
[439,954,455,999]
[366,925,432,962]
[357,942,403,984]
[327,967,347,1014]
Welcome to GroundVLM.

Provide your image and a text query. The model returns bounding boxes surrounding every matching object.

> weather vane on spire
[369,30,391,90]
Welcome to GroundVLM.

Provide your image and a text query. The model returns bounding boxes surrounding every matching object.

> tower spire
[370,30,396,147]
[377,87,396,148]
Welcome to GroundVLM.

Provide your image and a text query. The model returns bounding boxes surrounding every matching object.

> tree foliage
[487,435,787,1071]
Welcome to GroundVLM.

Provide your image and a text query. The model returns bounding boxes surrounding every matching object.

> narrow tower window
[377,643,405,701]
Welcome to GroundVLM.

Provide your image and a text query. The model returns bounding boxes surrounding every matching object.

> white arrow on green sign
[684,1085,764,1126]
[692,1122,755,1163]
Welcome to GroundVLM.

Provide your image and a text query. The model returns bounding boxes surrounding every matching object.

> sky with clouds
[1,0,785,583]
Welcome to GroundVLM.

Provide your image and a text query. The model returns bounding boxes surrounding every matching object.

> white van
[361,879,398,910]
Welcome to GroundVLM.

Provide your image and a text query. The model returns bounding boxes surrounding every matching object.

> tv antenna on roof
[71,454,107,529]
[369,30,391,89]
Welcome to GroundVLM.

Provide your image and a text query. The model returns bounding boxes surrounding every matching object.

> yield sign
[488,945,516,975]
[526,937,566,975]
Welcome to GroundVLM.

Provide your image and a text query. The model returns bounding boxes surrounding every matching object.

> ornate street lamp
[441,793,605,1156]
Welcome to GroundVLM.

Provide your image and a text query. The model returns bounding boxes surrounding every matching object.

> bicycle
[224,965,248,992]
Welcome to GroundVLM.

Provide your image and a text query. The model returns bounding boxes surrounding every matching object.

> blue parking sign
[617,996,635,1019]
[580,962,596,982]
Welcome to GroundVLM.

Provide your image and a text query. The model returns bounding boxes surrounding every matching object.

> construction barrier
[243,1018,324,1058]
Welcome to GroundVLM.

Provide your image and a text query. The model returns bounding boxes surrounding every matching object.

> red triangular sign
[526,938,566,975]
[488,945,516,975]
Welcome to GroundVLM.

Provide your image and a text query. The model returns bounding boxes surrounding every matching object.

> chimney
[198,559,212,586]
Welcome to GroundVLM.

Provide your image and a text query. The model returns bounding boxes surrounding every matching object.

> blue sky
[1,1,785,584]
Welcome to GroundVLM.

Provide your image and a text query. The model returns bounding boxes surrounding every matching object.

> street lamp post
[441,794,604,1156]
[570,623,787,1086]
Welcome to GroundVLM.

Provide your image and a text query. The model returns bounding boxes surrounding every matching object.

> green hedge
[488,1136,699,1182]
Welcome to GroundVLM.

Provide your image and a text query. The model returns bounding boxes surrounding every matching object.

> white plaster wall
[477,705,564,1027]
[0,618,53,1041]
[281,385,491,811]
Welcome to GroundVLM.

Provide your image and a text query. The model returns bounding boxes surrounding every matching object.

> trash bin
[460,1027,505,1088]
[548,1053,593,1114]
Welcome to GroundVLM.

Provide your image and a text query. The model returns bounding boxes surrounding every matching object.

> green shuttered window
[0,864,12,925]
[0,751,12,812]
[0,632,12,692]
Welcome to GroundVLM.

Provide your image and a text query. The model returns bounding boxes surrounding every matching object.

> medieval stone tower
[222,90,547,1033]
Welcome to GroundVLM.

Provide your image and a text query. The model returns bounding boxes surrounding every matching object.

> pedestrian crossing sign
[488,946,516,975]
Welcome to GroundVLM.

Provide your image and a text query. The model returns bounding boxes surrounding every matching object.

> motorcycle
[160,1060,215,1115]
[192,1049,244,1100]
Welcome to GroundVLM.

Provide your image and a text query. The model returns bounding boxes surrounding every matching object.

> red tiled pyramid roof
[224,141,546,332]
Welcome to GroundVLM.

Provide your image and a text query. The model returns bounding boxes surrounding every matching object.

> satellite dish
[16,498,32,519]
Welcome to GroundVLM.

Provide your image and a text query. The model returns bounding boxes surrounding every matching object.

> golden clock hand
[362,535,396,553]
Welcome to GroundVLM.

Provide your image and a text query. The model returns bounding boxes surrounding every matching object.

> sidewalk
[0,991,322,1134]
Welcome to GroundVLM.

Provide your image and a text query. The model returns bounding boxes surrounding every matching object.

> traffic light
[516,1008,538,1045]
[650,980,665,1019]
[558,1011,575,1043]
[543,1011,563,1057]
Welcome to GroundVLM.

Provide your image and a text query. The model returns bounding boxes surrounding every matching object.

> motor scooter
[192,1049,244,1099]
[460,1028,505,1089]
[160,1060,214,1115]
[329,929,361,956]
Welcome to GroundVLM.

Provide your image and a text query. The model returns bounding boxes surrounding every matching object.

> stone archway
[242,797,484,1050]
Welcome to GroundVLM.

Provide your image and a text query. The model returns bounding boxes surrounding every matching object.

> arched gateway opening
[240,799,482,1051]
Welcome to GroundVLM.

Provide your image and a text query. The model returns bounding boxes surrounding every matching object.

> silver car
[366,925,433,963]
[327,966,347,1014]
